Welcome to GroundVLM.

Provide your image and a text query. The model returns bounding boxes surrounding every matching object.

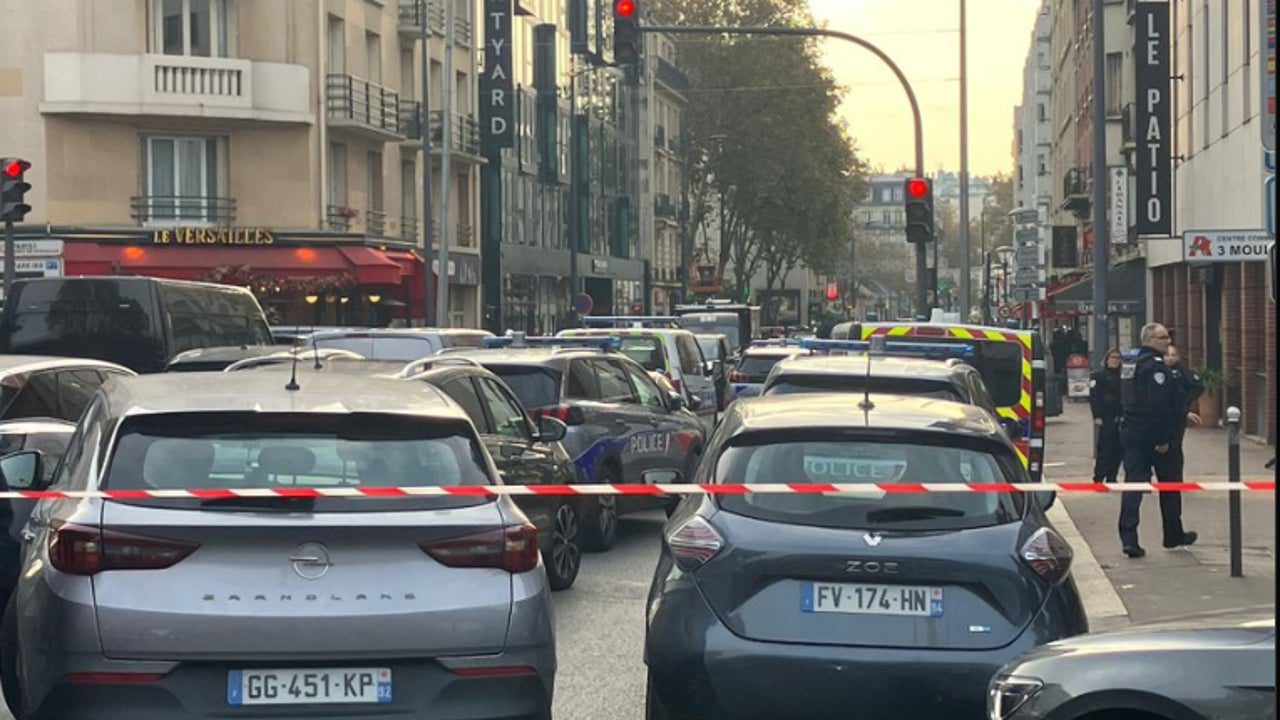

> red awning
[63,242,403,285]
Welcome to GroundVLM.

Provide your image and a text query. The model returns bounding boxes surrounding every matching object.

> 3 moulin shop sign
[1184,230,1272,262]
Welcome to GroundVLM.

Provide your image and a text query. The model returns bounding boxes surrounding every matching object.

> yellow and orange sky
[807,0,1041,177]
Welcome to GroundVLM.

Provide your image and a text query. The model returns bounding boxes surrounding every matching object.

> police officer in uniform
[1163,343,1204,482]
[1118,323,1198,558]
[1089,348,1124,483]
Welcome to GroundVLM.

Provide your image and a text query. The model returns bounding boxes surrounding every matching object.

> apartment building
[640,32,689,315]
[0,0,480,326]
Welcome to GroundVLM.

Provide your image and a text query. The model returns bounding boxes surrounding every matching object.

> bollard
[1226,406,1243,578]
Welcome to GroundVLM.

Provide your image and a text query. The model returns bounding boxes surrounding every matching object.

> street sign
[1109,166,1129,244]
[1015,245,1040,266]
[1012,209,1038,225]
[1015,227,1038,243]
[1262,0,1276,152]
[1183,229,1272,263]
[0,239,63,257]
[1012,288,1040,302]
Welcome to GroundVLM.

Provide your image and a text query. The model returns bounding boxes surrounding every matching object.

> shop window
[152,0,231,58]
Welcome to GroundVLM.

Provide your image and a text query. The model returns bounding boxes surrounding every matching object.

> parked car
[0,370,555,720]
[306,328,493,361]
[0,418,77,619]
[728,343,809,399]
[164,344,297,372]
[0,356,135,423]
[694,333,734,411]
[645,393,1086,720]
[451,341,707,550]
[559,327,718,432]
[242,356,586,591]
[761,351,1012,435]
[990,608,1275,720]
[0,277,272,373]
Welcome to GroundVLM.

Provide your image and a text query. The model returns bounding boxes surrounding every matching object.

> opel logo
[289,542,332,581]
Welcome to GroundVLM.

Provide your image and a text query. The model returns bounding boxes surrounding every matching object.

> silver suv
[0,371,554,720]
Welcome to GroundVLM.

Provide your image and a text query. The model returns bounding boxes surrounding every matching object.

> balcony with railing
[131,195,236,226]
[1060,168,1091,215]
[398,0,445,35]
[429,111,482,158]
[327,204,358,232]
[654,193,678,221]
[656,57,693,95]
[401,215,421,241]
[41,53,311,124]
[366,210,389,237]
[326,74,403,141]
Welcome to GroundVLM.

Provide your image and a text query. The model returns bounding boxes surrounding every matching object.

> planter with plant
[1193,367,1230,428]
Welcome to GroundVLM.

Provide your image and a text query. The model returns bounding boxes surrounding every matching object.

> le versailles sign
[152,227,275,246]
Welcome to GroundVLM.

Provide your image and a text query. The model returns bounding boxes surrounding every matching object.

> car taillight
[1020,527,1072,585]
[729,372,747,383]
[48,522,199,576]
[667,516,723,571]
[421,524,539,574]
[1032,404,1045,433]
[65,672,167,685]
[528,405,585,426]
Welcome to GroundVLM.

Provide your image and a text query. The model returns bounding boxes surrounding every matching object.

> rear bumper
[29,657,551,720]
[646,579,1085,720]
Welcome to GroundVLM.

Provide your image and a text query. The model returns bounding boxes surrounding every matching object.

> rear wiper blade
[864,506,966,522]
[198,496,316,512]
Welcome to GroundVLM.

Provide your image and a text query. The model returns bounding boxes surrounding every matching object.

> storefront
[26,227,432,328]
[1042,259,1146,352]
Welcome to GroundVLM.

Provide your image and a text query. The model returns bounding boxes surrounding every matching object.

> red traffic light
[825,282,839,301]
[615,0,636,17]
[3,161,26,179]
[906,178,929,199]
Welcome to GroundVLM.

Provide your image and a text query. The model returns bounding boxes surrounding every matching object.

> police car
[448,336,707,551]
[729,342,810,399]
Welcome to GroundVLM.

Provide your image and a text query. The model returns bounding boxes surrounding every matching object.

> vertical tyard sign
[1109,166,1129,245]
[481,0,515,152]
[1133,1,1172,236]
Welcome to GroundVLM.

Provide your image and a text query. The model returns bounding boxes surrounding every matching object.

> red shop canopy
[63,242,403,286]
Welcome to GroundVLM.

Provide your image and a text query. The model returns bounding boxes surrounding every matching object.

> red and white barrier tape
[0,480,1273,500]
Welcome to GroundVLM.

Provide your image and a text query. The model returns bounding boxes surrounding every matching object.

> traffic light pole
[639,24,930,316]
[3,220,14,292]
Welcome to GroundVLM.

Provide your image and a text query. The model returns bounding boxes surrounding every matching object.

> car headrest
[256,446,316,477]
[144,438,215,489]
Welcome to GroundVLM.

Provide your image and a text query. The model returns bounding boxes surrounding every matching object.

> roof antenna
[311,333,323,370]
[858,336,882,412]
[285,352,301,391]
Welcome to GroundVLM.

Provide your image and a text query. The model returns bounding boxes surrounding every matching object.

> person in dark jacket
[1089,348,1124,483]
[1117,323,1197,558]
[1162,343,1204,481]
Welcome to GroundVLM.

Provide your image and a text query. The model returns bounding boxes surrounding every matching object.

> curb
[1046,496,1130,632]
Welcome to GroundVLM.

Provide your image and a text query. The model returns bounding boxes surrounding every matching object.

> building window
[328,142,347,206]
[327,15,345,74]
[366,31,382,84]
[401,160,417,236]
[140,135,223,225]
[1104,52,1122,116]
[152,0,230,57]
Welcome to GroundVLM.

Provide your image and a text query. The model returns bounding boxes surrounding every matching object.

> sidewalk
[1046,401,1276,628]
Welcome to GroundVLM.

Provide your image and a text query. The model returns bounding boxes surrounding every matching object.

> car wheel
[582,466,620,552]
[645,672,671,720]
[544,500,583,591]
[1,601,22,717]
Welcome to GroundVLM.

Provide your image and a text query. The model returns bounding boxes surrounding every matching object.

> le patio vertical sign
[1134,1,1172,236]
[481,0,515,152]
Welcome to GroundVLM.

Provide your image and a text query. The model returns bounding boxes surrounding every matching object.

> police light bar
[799,338,975,360]
[581,316,677,328]
[485,335,623,350]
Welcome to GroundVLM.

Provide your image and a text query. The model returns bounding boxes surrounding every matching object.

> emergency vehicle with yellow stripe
[830,321,1048,482]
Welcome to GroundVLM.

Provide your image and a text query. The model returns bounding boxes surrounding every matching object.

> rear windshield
[715,433,1023,530]
[619,337,666,372]
[879,337,1023,407]
[103,412,492,511]
[3,279,165,370]
[487,367,562,409]
[678,318,740,350]
[697,338,722,361]
[765,376,965,403]
[737,354,791,380]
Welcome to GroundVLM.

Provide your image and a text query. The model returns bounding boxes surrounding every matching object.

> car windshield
[678,318,740,350]
[103,412,492,511]
[737,354,792,380]
[766,376,965,402]
[619,337,666,372]
[487,366,562,409]
[715,433,1022,530]
[696,338,722,360]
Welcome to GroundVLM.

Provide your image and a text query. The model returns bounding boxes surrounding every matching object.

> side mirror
[0,451,43,490]
[667,391,686,411]
[687,394,705,411]
[536,415,568,443]
[642,469,681,485]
